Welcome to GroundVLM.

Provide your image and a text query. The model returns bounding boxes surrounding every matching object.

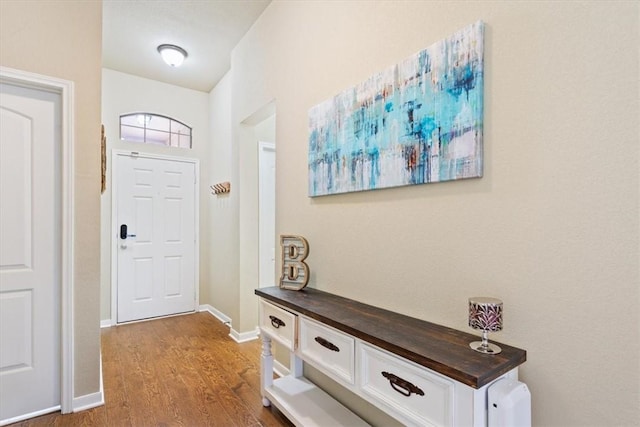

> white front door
[0,82,61,421]
[258,142,276,287]
[115,153,197,323]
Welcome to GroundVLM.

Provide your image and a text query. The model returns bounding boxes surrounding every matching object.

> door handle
[120,224,136,239]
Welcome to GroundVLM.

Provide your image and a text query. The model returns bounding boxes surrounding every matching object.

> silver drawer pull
[314,336,340,352]
[381,371,425,397]
[269,315,285,329]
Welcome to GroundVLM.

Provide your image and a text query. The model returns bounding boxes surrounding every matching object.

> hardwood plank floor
[9,312,293,427]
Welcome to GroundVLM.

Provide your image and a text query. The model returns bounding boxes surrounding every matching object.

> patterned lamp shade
[468,297,503,354]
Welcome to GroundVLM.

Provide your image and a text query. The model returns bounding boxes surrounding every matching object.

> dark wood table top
[256,286,526,389]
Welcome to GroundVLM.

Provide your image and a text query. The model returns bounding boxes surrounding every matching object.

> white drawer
[358,343,454,427]
[299,317,355,385]
[259,299,297,351]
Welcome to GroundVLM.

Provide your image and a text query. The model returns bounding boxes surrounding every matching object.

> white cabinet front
[299,317,356,385]
[259,300,297,351]
[359,343,455,427]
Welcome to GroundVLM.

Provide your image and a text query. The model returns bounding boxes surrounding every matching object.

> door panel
[134,196,153,242]
[133,257,153,300]
[116,154,196,323]
[0,290,33,369]
[0,82,61,421]
[165,256,182,296]
[0,107,31,269]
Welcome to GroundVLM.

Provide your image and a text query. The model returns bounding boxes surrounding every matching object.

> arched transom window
[120,113,192,148]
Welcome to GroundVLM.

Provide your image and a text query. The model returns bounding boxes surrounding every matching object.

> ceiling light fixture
[157,44,188,67]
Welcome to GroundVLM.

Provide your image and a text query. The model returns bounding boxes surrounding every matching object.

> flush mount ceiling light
[157,44,188,67]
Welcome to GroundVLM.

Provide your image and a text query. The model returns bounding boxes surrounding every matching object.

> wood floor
[9,312,292,427]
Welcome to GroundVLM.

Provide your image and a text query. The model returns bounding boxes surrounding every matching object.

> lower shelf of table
[264,375,369,427]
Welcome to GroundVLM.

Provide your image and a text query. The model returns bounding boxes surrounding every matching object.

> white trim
[73,352,104,412]
[72,391,104,412]
[110,311,195,328]
[112,149,200,164]
[100,319,113,328]
[111,150,200,325]
[0,66,75,415]
[109,150,117,323]
[194,159,200,310]
[199,305,259,342]
[258,141,276,288]
[0,406,60,427]
[230,326,260,343]
[199,304,232,325]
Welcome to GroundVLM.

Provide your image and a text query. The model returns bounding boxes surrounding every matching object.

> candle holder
[468,297,503,354]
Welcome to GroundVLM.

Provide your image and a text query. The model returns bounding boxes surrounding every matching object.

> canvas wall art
[308,21,484,197]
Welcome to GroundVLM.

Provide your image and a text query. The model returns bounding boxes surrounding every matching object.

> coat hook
[210,181,231,195]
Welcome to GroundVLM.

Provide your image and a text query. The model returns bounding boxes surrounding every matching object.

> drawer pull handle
[269,315,285,329]
[381,371,425,397]
[314,336,340,352]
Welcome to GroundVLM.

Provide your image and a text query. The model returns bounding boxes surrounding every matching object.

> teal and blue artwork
[308,21,484,197]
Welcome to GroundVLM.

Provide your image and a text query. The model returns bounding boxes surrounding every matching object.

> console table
[255,286,527,427]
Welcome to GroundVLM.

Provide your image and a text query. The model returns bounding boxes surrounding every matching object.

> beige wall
[214,1,639,425]
[207,73,240,322]
[0,1,102,398]
[207,67,278,332]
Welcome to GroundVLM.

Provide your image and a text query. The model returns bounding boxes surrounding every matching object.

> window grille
[120,113,192,148]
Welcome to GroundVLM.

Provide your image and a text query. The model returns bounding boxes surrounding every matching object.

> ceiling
[102,0,271,93]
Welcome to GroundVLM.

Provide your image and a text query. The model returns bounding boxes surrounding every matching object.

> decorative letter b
[279,235,310,291]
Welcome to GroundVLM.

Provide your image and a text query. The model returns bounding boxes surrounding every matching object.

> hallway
[10,313,291,426]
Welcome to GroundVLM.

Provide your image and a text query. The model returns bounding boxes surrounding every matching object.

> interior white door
[0,82,61,421]
[115,153,197,323]
[258,142,276,287]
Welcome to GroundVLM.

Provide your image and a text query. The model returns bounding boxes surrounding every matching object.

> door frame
[258,141,275,288]
[0,66,75,414]
[111,150,200,324]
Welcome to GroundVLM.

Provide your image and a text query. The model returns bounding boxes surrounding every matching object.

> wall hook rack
[211,181,231,195]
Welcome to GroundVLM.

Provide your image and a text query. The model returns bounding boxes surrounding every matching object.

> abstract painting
[308,21,484,197]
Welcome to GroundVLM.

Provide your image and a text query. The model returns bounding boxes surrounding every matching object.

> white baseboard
[229,327,260,343]
[100,319,112,328]
[73,350,104,412]
[199,304,260,343]
[199,304,232,325]
[0,406,60,426]
[72,390,104,412]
